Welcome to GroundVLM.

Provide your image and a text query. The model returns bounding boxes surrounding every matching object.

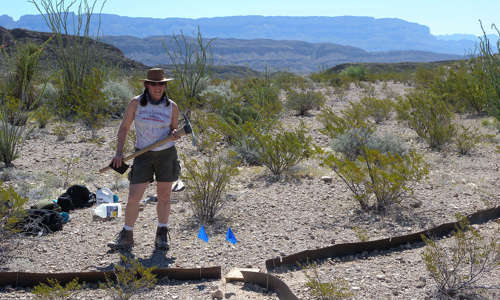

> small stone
[212,289,223,299]
[376,274,385,280]
[321,176,333,183]
[410,199,422,208]
[352,286,360,290]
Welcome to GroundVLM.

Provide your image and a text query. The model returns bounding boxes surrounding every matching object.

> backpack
[57,185,96,212]
[16,209,64,236]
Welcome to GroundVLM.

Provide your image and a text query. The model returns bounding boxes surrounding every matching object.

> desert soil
[0,82,499,299]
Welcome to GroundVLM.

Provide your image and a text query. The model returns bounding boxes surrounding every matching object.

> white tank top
[134,95,174,151]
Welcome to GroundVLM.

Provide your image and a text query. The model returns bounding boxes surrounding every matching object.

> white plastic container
[94,203,122,218]
[96,188,113,204]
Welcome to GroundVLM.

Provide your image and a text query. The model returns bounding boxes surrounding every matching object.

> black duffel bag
[57,185,96,212]
[16,209,64,236]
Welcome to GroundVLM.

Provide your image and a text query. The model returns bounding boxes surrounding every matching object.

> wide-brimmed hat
[142,68,174,82]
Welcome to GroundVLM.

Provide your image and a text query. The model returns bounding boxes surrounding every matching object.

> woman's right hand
[111,154,123,169]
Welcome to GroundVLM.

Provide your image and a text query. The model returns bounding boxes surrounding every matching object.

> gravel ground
[0,82,499,299]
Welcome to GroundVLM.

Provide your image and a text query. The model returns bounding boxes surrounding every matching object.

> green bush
[318,101,372,139]
[239,77,282,118]
[181,150,239,224]
[322,148,428,211]
[6,42,46,113]
[32,278,82,300]
[101,79,134,117]
[421,216,500,298]
[253,125,314,177]
[340,65,367,82]
[331,128,407,161]
[396,90,456,150]
[32,104,52,128]
[455,125,483,155]
[72,68,109,137]
[303,262,353,300]
[0,182,28,262]
[360,97,393,123]
[478,22,500,120]
[101,255,157,300]
[0,109,32,167]
[286,89,326,115]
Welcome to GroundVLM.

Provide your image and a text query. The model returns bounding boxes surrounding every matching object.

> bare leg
[156,181,174,223]
[124,182,149,227]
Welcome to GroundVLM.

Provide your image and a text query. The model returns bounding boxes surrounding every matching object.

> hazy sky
[2,0,499,36]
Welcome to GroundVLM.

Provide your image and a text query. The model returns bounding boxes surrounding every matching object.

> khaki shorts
[128,146,181,184]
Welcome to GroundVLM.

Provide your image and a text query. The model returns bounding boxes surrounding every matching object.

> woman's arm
[112,98,138,167]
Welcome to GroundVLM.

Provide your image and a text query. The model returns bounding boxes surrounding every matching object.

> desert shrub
[32,104,52,128]
[421,216,500,298]
[340,65,367,82]
[73,68,109,137]
[238,77,282,118]
[360,97,393,123]
[396,90,456,150]
[6,41,47,113]
[181,150,239,224]
[0,182,28,262]
[322,148,428,211]
[303,262,353,300]
[272,71,310,90]
[32,0,106,118]
[455,125,483,155]
[331,129,407,161]
[32,278,82,300]
[286,89,326,115]
[37,82,58,104]
[318,102,372,139]
[253,125,314,176]
[0,109,33,167]
[52,122,70,142]
[101,255,157,300]
[101,79,134,117]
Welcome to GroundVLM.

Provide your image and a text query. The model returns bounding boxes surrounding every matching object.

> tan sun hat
[142,68,174,82]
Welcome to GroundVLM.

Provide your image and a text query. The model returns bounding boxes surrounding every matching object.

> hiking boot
[155,227,170,250]
[107,228,134,250]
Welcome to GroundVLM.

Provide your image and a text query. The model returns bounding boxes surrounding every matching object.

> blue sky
[2,0,499,36]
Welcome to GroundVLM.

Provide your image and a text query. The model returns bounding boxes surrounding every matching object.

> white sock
[158,223,168,228]
[123,225,133,231]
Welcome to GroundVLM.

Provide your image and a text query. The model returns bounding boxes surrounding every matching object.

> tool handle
[98,127,188,173]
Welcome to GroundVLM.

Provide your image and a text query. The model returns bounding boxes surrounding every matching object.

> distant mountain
[102,35,463,73]
[0,14,489,55]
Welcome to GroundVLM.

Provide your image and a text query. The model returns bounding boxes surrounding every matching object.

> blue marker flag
[198,225,209,242]
[226,227,237,244]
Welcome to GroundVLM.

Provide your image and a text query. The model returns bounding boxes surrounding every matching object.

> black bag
[16,209,64,236]
[57,185,96,212]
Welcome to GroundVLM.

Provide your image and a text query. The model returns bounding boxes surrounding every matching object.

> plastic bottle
[94,203,122,218]
[96,188,113,204]
[113,194,119,203]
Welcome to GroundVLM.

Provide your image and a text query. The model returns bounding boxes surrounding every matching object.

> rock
[376,274,385,280]
[409,199,422,208]
[321,176,333,183]
[212,289,223,299]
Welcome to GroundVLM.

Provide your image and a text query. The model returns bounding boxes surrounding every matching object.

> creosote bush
[359,97,393,123]
[396,90,456,150]
[421,216,500,298]
[303,262,353,300]
[101,255,157,300]
[455,125,483,155]
[253,125,314,177]
[0,182,28,242]
[322,148,428,211]
[32,278,82,300]
[181,149,239,224]
[286,89,325,115]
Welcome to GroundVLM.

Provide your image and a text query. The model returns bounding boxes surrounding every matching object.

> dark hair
[140,86,169,107]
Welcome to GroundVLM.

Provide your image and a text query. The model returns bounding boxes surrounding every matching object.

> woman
[108,68,181,251]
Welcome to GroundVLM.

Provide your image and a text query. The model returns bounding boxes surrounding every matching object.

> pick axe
[99,112,196,174]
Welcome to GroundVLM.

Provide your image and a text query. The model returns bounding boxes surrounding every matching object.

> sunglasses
[147,82,166,86]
